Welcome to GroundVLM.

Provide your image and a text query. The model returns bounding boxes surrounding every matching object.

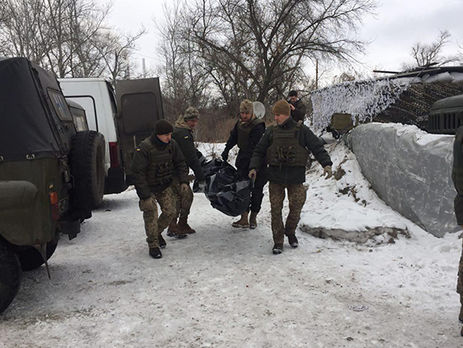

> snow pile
[299,140,417,244]
[311,77,413,130]
[421,72,463,83]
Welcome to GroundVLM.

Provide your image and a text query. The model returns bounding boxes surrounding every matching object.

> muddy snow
[1,142,462,347]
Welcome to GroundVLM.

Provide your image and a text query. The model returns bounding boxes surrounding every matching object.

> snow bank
[300,140,412,243]
[346,123,457,237]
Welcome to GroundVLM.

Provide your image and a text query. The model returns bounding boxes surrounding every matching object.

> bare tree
[409,30,458,68]
[0,0,49,63]
[174,0,375,107]
[0,0,144,82]
[158,1,210,118]
[93,28,146,85]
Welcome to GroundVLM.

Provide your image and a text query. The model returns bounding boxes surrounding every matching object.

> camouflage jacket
[131,134,189,199]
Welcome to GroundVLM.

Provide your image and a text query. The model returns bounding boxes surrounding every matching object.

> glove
[221,150,229,162]
[323,165,332,179]
[139,196,155,212]
[197,180,206,193]
[248,169,257,180]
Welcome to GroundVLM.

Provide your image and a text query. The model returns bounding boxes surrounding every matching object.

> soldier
[287,90,307,122]
[221,99,267,229]
[131,119,189,259]
[170,106,206,236]
[249,100,332,254]
[452,126,463,336]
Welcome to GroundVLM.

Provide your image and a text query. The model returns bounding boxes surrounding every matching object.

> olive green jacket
[131,134,189,199]
[250,117,332,185]
[172,120,205,181]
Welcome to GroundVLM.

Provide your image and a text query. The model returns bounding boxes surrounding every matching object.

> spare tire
[0,240,21,314]
[70,131,105,210]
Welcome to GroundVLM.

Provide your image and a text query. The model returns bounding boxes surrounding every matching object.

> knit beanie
[184,106,200,120]
[154,119,173,135]
[240,99,253,114]
[272,99,291,116]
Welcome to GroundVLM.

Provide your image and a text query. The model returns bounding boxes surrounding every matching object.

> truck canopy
[0,58,71,161]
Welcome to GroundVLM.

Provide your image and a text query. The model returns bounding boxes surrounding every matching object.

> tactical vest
[237,118,265,150]
[266,121,309,166]
[453,126,463,195]
[141,138,175,187]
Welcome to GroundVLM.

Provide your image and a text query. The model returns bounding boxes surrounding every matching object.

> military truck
[0,57,105,313]
[428,94,463,134]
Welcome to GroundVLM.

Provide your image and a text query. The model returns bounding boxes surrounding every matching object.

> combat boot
[167,220,187,239]
[249,212,258,229]
[232,211,249,228]
[159,234,166,249]
[272,244,283,255]
[149,247,162,259]
[178,216,196,234]
[287,234,299,248]
[459,305,463,323]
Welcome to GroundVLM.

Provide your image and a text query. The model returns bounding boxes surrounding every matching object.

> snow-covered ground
[1,142,462,347]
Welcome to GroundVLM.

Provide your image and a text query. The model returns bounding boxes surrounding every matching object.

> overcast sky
[103,0,463,81]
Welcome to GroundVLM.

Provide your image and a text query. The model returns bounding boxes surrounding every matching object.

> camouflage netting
[310,73,463,131]
[377,81,463,129]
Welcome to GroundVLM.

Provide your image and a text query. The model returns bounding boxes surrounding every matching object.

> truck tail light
[49,191,59,221]
[109,141,120,168]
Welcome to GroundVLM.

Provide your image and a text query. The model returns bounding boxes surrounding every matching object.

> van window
[64,96,98,131]
[69,106,89,131]
[48,89,73,122]
[121,92,158,134]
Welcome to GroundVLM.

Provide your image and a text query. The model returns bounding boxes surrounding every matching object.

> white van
[59,78,127,194]
[58,77,165,194]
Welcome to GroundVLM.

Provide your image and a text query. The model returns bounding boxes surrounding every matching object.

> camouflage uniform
[171,177,193,220]
[250,113,332,250]
[269,182,307,246]
[139,186,177,248]
[131,133,189,248]
[452,126,463,329]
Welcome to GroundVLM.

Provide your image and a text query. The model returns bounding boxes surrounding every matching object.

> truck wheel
[0,241,21,314]
[70,131,105,209]
[16,241,58,271]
